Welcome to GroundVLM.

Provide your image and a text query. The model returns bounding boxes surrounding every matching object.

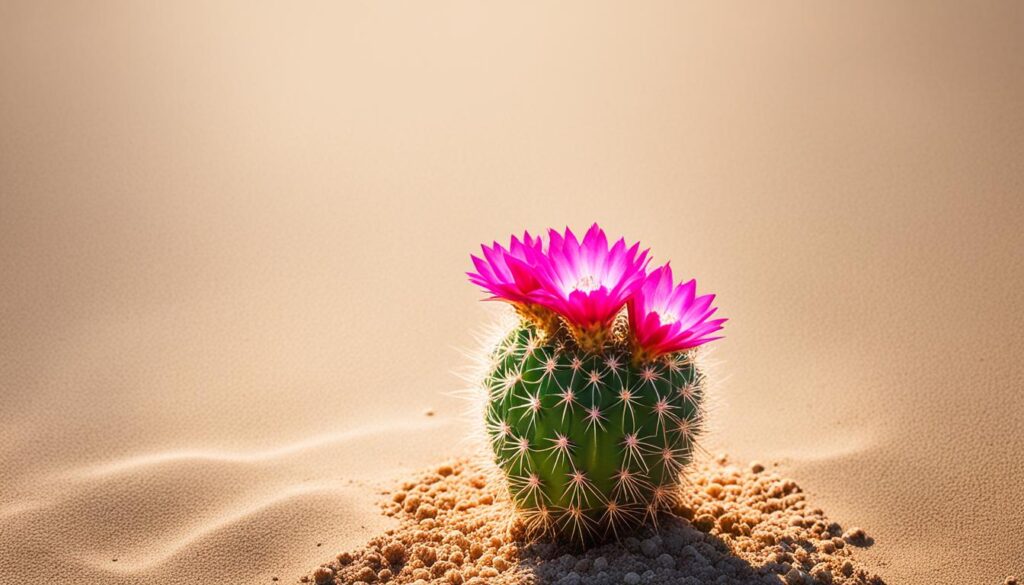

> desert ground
[1,1,1022,584]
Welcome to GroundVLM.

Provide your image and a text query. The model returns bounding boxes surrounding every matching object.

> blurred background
[2,2,1022,584]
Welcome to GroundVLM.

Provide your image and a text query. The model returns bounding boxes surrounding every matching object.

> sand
[306,457,883,585]
[2,1,1023,584]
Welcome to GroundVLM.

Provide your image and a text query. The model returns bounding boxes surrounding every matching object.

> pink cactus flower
[528,224,650,349]
[628,264,726,361]
[467,231,545,305]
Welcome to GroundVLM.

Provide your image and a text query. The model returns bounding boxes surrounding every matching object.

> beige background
[2,1,1022,584]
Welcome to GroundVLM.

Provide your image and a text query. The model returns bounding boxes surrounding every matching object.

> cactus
[468,224,725,542]
[482,319,704,541]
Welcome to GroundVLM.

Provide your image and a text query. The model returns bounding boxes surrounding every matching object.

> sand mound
[301,456,882,585]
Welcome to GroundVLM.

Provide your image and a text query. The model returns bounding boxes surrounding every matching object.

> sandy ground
[2,1,1023,584]
[309,457,886,585]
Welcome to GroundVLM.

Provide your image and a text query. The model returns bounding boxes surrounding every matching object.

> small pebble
[693,514,716,532]
[842,526,866,543]
[382,541,406,564]
[312,566,334,584]
[415,503,438,520]
[424,408,435,416]
[353,567,376,582]
[623,572,641,585]
[750,461,765,474]
[785,568,806,584]
[718,514,738,534]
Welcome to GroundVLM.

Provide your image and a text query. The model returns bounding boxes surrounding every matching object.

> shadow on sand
[516,510,881,584]
[518,516,765,584]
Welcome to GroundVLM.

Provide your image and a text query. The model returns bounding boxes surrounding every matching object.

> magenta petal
[629,268,725,357]
[522,224,649,330]
[655,265,673,302]
[466,230,550,305]
[563,226,580,251]
[506,254,540,292]
[586,224,609,262]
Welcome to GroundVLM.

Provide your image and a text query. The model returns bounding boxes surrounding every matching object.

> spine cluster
[484,320,705,542]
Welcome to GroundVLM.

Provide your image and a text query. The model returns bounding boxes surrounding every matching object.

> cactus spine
[484,318,704,542]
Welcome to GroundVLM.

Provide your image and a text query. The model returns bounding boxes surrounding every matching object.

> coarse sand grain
[301,456,883,585]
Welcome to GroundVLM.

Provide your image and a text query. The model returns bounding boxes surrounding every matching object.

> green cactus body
[484,320,704,542]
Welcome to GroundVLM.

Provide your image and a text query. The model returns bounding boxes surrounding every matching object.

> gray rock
[664,534,684,554]
[785,568,808,585]
[657,553,675,569]
[624,572,641,585]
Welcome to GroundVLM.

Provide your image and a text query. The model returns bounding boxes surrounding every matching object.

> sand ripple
[0,418,457,585]
[63,418,449,480]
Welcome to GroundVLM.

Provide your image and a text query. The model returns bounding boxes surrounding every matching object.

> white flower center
[572,274,599,293]
[654,309,678,324]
